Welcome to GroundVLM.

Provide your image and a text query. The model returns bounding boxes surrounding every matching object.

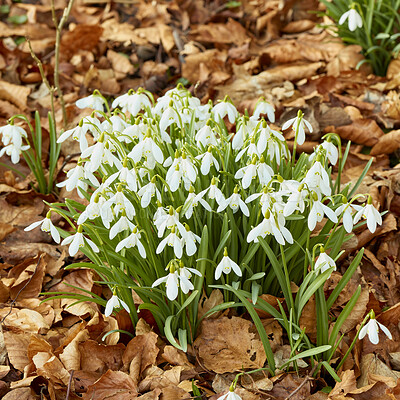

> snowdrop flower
[339,8,363,31]
[303,160,331,197]
[159,102,180,139]
[321,140,339,165]
[0,142,30,164]
[195,121,218,147]
[137,177,161,208]
[196,147,220,175]
[104,160,139,192]
[232,116,258,150]
[212,97,238,123]
[308,196,338,231]
[155,206,186,238]
[281,110,312,146]
[217,387,242,400]
[359,311,392,344]
[183,187,212,219]
[76,94,106,112]
[156,226,184,258]
[110,212,135,240]
[112,90,152,115]
[61,226,99,256]
[253,98,275,122]
[115,226,146,258]
[235,156,273,189]
[77,194,104,225]
[215,248,242,280]
[235,136,260,162]
[182,224,201,256]
[206,177,225,205]
[24,211,60,243]
[153,269,179,300]
[353,196,382,233]
[335,198,357,233]
[217,186,250,216]
[283,183,307,217]
[0,123,28,147]
[256,121,285,154]
[57,121,90,152]
[127,130,164,169]
[179,264,202,294]
[104,294,130,317]
[314,249,336,275]
[106,185,136,220]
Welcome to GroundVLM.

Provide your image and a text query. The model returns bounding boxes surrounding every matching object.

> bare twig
[284,365,318,400]
[0,254,44,326]
[51,0,75,130]
[65,370,74,400]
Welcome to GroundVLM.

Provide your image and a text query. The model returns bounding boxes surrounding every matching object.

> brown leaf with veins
[370,130,400,156]
[326,119,384,147]
[193,316,266,374]
[83,370,138,400]
[3,331,31,371]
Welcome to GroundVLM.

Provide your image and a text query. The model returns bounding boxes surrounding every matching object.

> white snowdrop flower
[61,226,99,256]
[153,202,168,229]
[127,130,164,169]
[110,213,135,240]
[339,8,363,31]
[253,99,275,122]
[178,265,201,294]
[101,115,127,137]
[57,122,90,152]
[359,313,392,345]
[195,122,218,147]
[353,196,382,233]
[281,111,312,146]
[308,196,338,231]
[56,161,90,196]
[183,187,212,219]
[235,136,260,162]
[0,142,30,164]
[106,186,136,220]
[0,123,28,147]
[24,211,60,244]
[217,186,250,216]
[235,156,274,189]
[80,133,108,173]
[152,269,180,301]
[82,115,102,139]
[105,161,139,192]
[283,184,307,217]
[155,206,186,238]
[247,209,293,245]
[104,294,130,317]
[314,250,336,276]
[77,194,103,225]
[321,140,339,165]
[112,90,152,116]
[232,116,258,150]
[335,199,357,233]
[196,147,220,175]
[303,160,331,197]
[206,177,225,205]
[156,226,184,258]
[256,122,286,161]
[217,387,242,400]
[182,224,201,256]
[137,177,161,208]
[166,164,183,192]
[122,120,146,143]
[76,94,106,112]
[115,226,146,258]
[215,248,242,280]
[212,97,238,123]
[159,102,180,138]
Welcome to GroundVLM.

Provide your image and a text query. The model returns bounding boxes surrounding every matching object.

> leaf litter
[1,0,400,399]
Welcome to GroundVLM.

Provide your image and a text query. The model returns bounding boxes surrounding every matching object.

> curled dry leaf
[198,289,224,321]
[0,81,31,110]
[370,130,400,156]
[3,331,31,371]
[1,309,50,334]
[193,316,266,374]
[33,352,71,386]
[83,370,138,400]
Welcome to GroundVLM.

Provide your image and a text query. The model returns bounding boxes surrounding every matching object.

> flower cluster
[25,86,383,339]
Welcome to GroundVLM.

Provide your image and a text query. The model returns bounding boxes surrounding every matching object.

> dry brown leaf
[326,119,384,147]
[79,340,125,373]
[1,309,50,333]
[2,388,35,400]
[197,289,224,321]
[162,346,192,368]
[359,354,400,388]
[370,130,400,156]
[83,370,138,400]
[299,295,317,342]
[282,20,315,33]
[107,50,134,79]
[33,352,71,385]
[59,328,90,371]
[122,332,159,377]
[3,331,31,371]
[329,370,357,399]
[158,24,175,53]
[194,316,266,373]
[0,81,31,111]
[160,385,190,400]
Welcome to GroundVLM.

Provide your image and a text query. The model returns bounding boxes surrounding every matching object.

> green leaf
[8,14,27,25]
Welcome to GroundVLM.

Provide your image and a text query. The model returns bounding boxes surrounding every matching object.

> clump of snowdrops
[320,0,400,76]
[22,85,389,378]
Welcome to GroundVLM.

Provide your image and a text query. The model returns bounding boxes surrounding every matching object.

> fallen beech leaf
[79,340,125,373]
[3,331,31,371]
[370,130,400,156]
[162,346,192,367]
[198,289,224,321]
[194,316,266,373]
[0,81,31,111]
[359,353,400,388]
[268,373,312,400]
[2,388,35,400]
[282,19,315,33]
[299,295,317,342]
[326,119,384,147]
[107,50,134,78]
[329,370,357,398]
[122,332,159,378]
[33,352,71,385]
[83,370,138,400]
[60,329,90,371]
[160,385,190,399]
[1,309,50,333]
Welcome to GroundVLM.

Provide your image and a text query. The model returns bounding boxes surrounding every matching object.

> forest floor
[0,0,400,399]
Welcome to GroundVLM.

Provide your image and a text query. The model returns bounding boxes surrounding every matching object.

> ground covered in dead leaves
[1,0,400,399]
